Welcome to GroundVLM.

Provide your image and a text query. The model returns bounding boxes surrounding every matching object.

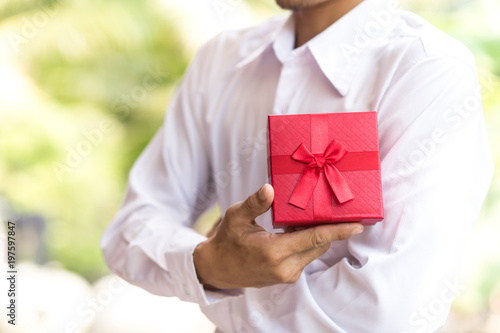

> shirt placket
[272,48,308,115]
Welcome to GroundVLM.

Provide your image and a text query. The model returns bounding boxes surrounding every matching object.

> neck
[293,0,363,48]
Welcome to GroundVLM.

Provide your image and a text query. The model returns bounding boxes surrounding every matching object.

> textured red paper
[267,112,384,228]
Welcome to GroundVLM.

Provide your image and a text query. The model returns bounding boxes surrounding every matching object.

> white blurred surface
[89,275,215,333]
[0,263,215,333]
[0,263,94,333]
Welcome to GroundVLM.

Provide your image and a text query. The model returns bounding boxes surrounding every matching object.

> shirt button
[183,284,191,296]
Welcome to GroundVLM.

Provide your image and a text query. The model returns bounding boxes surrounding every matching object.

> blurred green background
[0,0,498,331]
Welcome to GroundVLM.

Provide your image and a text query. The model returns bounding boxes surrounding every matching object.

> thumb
[239,184,274,220]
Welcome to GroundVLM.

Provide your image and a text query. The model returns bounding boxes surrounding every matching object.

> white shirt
[101,0,494,332]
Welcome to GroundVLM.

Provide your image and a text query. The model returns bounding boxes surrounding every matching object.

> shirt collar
[236,0,398,96]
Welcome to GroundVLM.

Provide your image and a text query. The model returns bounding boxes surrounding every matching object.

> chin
[275,0,328,10]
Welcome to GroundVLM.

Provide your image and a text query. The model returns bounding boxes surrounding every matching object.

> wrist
[193,239,218,289]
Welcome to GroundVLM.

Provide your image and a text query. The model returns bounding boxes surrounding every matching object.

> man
[101,0,494,331]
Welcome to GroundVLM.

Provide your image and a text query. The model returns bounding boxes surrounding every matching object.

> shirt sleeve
[216,56,494,332]
[100,41,240,305]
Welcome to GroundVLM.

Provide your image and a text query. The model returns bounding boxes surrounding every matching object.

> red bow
[288,140,354,209]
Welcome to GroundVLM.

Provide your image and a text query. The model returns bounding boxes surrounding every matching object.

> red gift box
[267,112,384,228]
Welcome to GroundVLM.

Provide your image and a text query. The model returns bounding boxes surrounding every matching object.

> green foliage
[0,0,188,280]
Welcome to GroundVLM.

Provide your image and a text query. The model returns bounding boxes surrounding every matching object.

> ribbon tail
[324,164,354,203]
[289,165,321,209]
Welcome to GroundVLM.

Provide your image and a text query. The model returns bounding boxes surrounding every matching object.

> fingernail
[351,227,364,236]
[258,185,267,201]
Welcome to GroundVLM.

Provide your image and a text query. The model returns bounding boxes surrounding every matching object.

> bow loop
[289,140,354,209]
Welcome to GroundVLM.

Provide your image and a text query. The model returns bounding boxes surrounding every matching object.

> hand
[206,217,222,238]
[193,184,364,289]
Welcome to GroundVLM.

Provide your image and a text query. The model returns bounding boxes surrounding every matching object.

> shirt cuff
[169,232,243,306]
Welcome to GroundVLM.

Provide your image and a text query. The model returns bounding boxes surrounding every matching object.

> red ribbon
[288,140,354,209]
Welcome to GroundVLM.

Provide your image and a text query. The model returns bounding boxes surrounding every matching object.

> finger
[270,244,329,284]
[288,270,302,284]
[274,222,364,256]
[271,243,330,284]
[286,242,330,270]
[238,184,274,220]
